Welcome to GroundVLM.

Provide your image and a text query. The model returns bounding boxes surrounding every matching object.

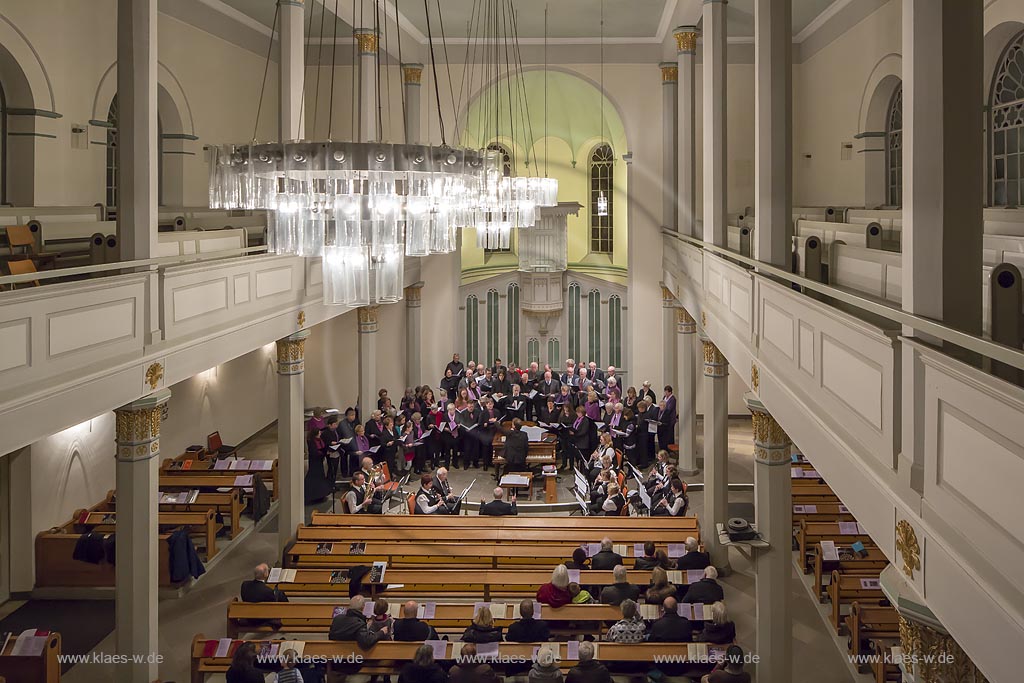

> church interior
[0,0,1020,681]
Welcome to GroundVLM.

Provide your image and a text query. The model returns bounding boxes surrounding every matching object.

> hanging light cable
[596,0,609,217]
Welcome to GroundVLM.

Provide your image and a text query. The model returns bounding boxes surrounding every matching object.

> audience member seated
[529,644,564,683]
[681,566,725,605]
[599,565,640,605]
[368,598,393,640]
[677,537,711,571]
[393,600,439,641]
[565,547,590,570]
[697,601,736,644]
[605,598,647,643]
[461,604,502,643]
[648,596,692,642]
[273,649,303,683]
[398,644,448,683]
[566,641,613,683]
[506,598,551,642]
[479,487,517,516]
[329,595,389,647]
[633,542,659,570]
[537,565,572,607]
[702,645,751,683]
[226,643,264,683]
[644,566,677,605]
[240,562,288,602]
[449,643,498,683]
[569,582,595,604]
[590,538,623,570]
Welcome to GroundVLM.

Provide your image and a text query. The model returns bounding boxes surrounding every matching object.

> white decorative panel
[233,274,251,305]
[197,236,244,253]
[821,334,883,429]
[730,283,750,323]
[256,267,293,299]
[799,322,814,374]
[48,299,135,356]
[0,319,30,372]
[762,300,794,359]
[173,280,228,322]
[156,242,180,258]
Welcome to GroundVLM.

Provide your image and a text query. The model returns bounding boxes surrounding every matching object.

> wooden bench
[792,503,855,526]
[845,602,900,664]
[797,520,874,574]
[161,457,278,500]
[159,475,263,499]
[293,525,700,545]
[159,489,244,539]
[74,508,221,560]
[827,571,886,633]
[812,543,889,601]
[868,638,904,683]
[309,511,697,530]
[35,529,175,588]
[0,632,60,683]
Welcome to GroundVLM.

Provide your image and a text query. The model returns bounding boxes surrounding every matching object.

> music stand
[382,473,411,513]
[447,478,476,515]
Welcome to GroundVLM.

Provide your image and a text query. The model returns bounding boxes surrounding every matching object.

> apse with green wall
[459,69,628,286]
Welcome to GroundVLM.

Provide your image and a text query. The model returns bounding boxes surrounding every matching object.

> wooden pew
[796,520,874,573]
[812,543,889,601]
[309,511,697,530]
[845,602,899,664]
[0,632,61,683]
[827,571,886,632]
[868,638,903,683]
[74,508,221,560]
[159,475,261,498]
[225,598,625,638]
[159,489,244,539]
[189,635,723,683]
[35,529,174,587]
[293,525,700,545]
[161,457,278,500]
[792,503,855,526]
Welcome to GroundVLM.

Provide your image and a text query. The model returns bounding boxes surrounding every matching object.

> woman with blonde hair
[601,482,625,516]
[644,566,677,605]
[698,600,737,644]
[536,564,572,607]
[460,604,502,643]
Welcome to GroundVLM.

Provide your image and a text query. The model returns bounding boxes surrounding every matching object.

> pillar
[675,26,700,237]
[623,152,637,375]
[676,309,698,475]
[116,0,157,260]
[276,330,309,553]
[661,63,678,231]
[746,395,792,683]
[114,388,171,683]
[662,288,678,398]
[278,0,305,140]
[902,0,983,335]
[405,283,423,388]
[355,29,380,143]
[702,337,730,570]
[754,0,793,267]
[702,0,728,247]
[358,306,379,420]
[402,63,423,144]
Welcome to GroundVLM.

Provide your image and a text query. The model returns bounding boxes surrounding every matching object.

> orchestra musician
[414,472,446,515]
[358,457,388,514]
[433,467,462,514]
[652,478,688,516]
[343,471,375,514]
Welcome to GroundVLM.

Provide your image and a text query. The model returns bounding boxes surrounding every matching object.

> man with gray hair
[329,594,389,647]
[591,537,624,570]
[240,562,288,603]
[599,565,640,606]
[677,536,711,571]
[480,487,517,516]
[566,640,613,683]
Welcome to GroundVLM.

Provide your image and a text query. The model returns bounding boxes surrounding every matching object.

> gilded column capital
[899,615,987,683]
[674,26,700,55]
[402,63,424,85]
[745,395,790,465]
[661,286,675,307]
[677,307,696,334]
[660,62,679,83]
[701,338,728,378]
[115,389,171,462]
[404,284,423,308]
[358,305,380,333]
[276,329,311,376]
[354,28,379,54]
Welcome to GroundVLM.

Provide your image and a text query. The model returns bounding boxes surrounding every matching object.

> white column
[702,0,728,246]
[662,288,677,399]
[675,26,700,237]
[276,330,309,553]
[661,63,678,231]
[278,0,305,140]
[358,306,380,420]
[902,0,983,333]
[676,308,698,475]
[402,63,423,144]
[746,395,793,683]
[116,0,157,261]
[355,29,380,143]
[702,337,731,570]
[406,284,423,388]
[623,152,637,375]
[114,388,170,683]
[754,0,793,267]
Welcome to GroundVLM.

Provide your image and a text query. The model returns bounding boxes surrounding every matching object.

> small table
[499,472,533,501]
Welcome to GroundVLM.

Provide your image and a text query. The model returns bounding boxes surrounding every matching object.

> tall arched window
[991,31,1024,206]
[466,295,479,363]
[589,144,615,254]
[106,97,119,212]
[885,86,902,207]
[484,143,513,254]
[506,283,520,365]
[547,338,560,368]
[608,295,622,367]
[0,81,7,205]
[527,338,540,365]
[568,282,581,362]
[486,289,499,365]
[588,289,602,366]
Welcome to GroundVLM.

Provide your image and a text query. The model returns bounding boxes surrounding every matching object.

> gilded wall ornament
[751,363,760,393]
[297,310,306,329]
[896,519,921,580]
[701,311,707,328]
[145,362,164,390]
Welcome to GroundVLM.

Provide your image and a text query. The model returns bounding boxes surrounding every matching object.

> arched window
[991,31,1024,206]
[589,144,614,254]
[484,142,513,254]
[567,282,581,362]
[588,289,602,366]
[106,97,119,212]
[608,295,622,367]
[0,81,7,205]
[466,295,479,363]
[885,86,902,207]
[547,338,560,368]
[527,338,540,365]
[506,283,520,365]
[486,289,499,365]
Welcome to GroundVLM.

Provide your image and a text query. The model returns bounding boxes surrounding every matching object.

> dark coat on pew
[460,622,503,644]
[240,579,288,603]
[681,578,725,605]
[393,617,438,641]
[329,608,386,649]
[566,659,613,683]
[648,612,693,642]
[698,620,736,644]
[599,581,640,606]
[590,549,623,570]
[480,499,517,516]
[398,661,447,683]
[676,551,711,571]
[506,616,551,642]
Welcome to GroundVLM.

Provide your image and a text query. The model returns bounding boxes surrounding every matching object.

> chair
[4,224,58,268]
[4,259,40,289]
[207,431,238,459]
[614,449,624,468]
[407,492,416,515]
